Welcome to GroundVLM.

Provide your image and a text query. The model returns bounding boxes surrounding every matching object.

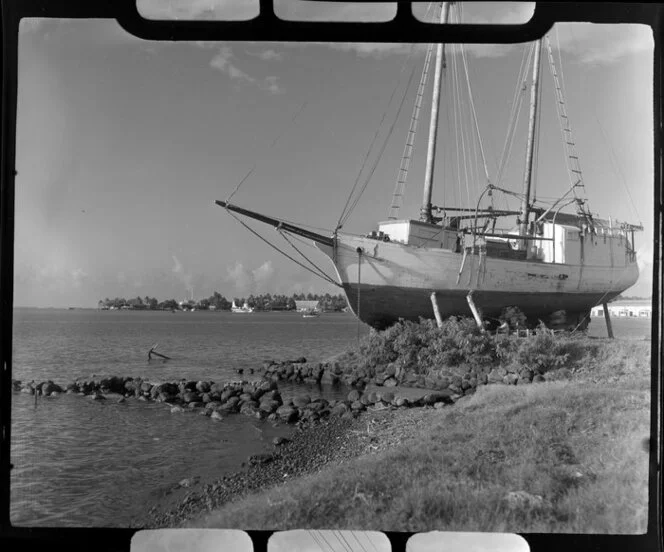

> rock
[273,436,290,446]
[422,390,454,405]
[383,377,398,388]
[259,399,281,414]
[378,391,395,404]
[90,392,106,401]
[210,410,224,421]
[347,389,361,403]
[170,405,185,413]
[394,397,409,408]
[434,402,447,410]
[533,375,546,383]
[240,402,259,416]
[188,401,204,409]
[248,453,274,466]
[196,381,211,394]
[42,382,63,395]
[293,395,311,408]
[182,391,201,404]
[350,400,365,411]
[504,373,519,385]
[331,403,349,417]
[140,381,153,394]
[276,405,299,423]
[487,368,507,384]
[117,397,126,404]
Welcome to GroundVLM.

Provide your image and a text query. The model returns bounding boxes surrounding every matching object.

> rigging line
[336,41,421,230]
[593,111,641,224]
[496,43,531,187]
[225,208,342,288]
[452,45,472,210]
[278,229,339,286]
[340,61,419,227]
[459,41,490,185]
[225,98,310,205]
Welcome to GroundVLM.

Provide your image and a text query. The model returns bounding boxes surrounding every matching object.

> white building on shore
[591,300,652,318]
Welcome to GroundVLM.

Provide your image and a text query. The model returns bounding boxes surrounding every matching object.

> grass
[189,376,650,533]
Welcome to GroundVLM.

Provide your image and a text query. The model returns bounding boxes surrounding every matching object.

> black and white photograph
[6,0,655,539]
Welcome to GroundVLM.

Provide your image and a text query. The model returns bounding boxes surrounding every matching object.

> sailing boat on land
[216,3,642,331]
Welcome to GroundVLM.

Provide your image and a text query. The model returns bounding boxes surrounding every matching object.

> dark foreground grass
[190,378,649,533]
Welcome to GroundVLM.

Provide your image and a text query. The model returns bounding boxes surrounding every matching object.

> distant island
[97,292,349,312]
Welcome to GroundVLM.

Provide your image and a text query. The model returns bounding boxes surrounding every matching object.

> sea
[9,308,652,527]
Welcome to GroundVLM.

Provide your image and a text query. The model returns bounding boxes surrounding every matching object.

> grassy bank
[191,381,649,532]
[183,321,651,533]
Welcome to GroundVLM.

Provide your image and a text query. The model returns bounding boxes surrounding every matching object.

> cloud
[225,260,278,295]
[553,24,653,65]
[248,48,284,62]
[171,255,194,297]
[210,46,284,93]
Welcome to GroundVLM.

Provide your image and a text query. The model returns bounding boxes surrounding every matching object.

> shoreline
[142,414,368,528]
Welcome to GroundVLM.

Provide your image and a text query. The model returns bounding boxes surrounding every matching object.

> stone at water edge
[347,389,361,403]
[383,378,398,388]
[210,410,224,421]
[248,453,274,466]
[170,405,186,414]
[273,436,290,446]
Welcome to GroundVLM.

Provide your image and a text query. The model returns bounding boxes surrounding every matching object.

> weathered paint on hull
[341,283,618,329]
[316,233,639,329]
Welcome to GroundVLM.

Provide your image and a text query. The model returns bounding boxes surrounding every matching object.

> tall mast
[420,1,451,224]
[519,38,543,245]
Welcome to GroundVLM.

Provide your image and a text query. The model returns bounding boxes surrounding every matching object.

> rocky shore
[142,414,369,528]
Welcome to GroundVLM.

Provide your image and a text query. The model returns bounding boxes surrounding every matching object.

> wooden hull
[317,234,639,329]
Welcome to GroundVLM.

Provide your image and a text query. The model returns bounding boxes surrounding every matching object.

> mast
[519,38,543,246]
[420,1,452,224]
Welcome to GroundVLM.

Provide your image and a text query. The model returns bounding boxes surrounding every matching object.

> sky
[13,2,654,308]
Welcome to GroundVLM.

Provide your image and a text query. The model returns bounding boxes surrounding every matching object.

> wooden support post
[430,292,443,328]
[466,291,485,333]
[602,302,614,339]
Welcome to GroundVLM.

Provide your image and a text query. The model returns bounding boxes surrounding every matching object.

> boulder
[350,400,365,411]
[331,403,350,417]
[488,368,508,384]
[347,389,361,403]
[422,390,454,406]
[248,453,274,466]
[210,410,224,421]
[42,382,63,396]
[182,391,201,404]
[383,377,398,388]
[276,405,299,423]
[292,395,311,409]
[533,374,546,383]
[196,381,211,394]
[378,391,395,404]
[273,436,290,446]
[259,399,280,414]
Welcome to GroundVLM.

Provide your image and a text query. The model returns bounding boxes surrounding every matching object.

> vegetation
[335,315,593,383]
[193,381,649,533]
[97,292,349,312]
[190,331,650,533]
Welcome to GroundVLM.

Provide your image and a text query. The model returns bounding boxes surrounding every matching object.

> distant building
[591,301,652,318]
[295,300,320,312]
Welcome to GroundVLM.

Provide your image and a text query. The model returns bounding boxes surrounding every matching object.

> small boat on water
[216,4,642,331]
[231,300,255,314]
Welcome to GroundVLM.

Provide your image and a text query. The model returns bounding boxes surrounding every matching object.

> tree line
[98,292,349,312]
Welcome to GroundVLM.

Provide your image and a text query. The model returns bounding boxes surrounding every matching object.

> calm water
[11,308,369,527]
[9,309,651,527]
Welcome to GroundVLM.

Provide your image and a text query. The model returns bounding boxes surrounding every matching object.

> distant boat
[302,309,320,318]
[231,300,255,313]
